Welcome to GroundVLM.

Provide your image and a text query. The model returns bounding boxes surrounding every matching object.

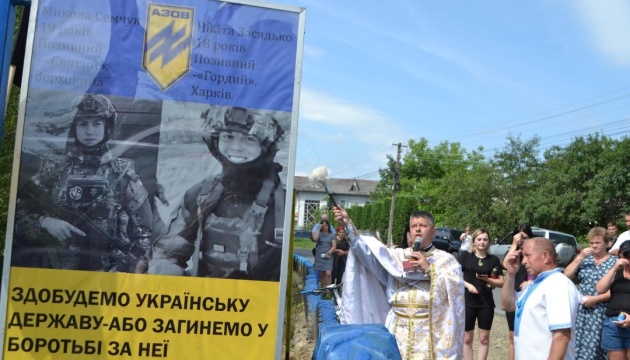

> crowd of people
[315,205,630,360]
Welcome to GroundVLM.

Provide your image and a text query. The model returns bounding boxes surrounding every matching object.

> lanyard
[514,268,561,336]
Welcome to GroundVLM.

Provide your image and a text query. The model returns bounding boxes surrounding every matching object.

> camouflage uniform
[13,94,153,272]
[149,107,285,281]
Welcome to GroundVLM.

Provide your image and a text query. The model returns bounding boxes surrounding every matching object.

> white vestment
[341,231,465,360]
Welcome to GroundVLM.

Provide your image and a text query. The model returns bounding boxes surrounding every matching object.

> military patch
[142,3,195,91]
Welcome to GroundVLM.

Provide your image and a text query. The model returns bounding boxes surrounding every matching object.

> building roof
[294,176,379,196]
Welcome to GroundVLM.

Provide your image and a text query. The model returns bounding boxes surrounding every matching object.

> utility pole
[387,142,405,247]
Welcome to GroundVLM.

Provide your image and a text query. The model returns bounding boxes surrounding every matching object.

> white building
[293,176,379,229]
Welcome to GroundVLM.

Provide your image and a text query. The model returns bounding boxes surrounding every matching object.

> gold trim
[393,312,429,319]
[427,263,435,360]
[392,303,429,309]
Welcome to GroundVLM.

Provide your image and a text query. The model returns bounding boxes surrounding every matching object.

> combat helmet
[71,93,117,136]
[201,106,284,164]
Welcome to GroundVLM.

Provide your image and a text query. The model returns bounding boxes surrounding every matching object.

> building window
[340,200,346,208]
[304,200,320,226]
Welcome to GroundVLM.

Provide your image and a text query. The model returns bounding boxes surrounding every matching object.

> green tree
[490,134,541,229]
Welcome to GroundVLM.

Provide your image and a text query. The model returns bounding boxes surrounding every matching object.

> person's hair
[625,210,630,217]
[512,224,534,239]
[587,227,609,244]
[335,225,345,233]
[320,220,330,233]
[527,237,557,263]
[409,210,434,227]
[619,240,630,259]
[396,223,411,249]
[470,228,491,254]
[607,222,618,228]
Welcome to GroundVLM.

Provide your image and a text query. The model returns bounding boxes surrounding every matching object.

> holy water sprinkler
[309,166,337,207]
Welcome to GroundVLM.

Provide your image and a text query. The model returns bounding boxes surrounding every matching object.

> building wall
[293,191,372,229]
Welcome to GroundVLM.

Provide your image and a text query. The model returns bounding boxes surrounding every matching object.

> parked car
[432,227,463,255]
[489,227,580,267]
[294,229,313,239]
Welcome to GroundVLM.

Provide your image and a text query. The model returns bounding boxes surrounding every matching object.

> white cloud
[299,88,406,144]
[574,0,630,66]
[303,45,324,58]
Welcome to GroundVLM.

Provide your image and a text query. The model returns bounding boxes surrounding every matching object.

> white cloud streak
[574,0,630,66]
[299,88,406,144]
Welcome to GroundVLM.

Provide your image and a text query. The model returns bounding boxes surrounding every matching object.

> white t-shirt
[609,230,630,252]
[514,269,579,360]
[460,235,472,252]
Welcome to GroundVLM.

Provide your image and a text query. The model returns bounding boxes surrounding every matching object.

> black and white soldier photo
[149,103,290,281]
[12,92,163,273]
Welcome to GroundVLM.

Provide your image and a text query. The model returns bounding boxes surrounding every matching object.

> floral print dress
[575,255,616,360]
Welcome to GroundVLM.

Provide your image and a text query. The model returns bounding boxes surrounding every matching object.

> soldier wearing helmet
[149,106,285,281]
[13,93,153,272]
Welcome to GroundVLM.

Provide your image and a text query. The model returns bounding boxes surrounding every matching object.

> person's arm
[563,248,592,280]
[464,281,479,294]
[148,184,200,275]
[501,249,521,312]
[547,329,571,360]
[478,256,505,288]
[502,233,522,269]
[327,239,337,257]
[460,232,467,241]
[581,291,611,308]
[312,225,321,241]
[478,274,504,288]
[596,258,628,293]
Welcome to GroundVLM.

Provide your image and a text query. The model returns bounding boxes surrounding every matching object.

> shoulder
[618,231,630,242]
[490,254,502,264]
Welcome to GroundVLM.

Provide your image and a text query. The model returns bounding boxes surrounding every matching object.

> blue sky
[275,0,630,180]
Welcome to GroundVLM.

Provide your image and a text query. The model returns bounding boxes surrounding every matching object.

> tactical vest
[191,173,284,278]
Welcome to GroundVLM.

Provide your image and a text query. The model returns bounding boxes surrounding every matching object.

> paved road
[293,248,314,263]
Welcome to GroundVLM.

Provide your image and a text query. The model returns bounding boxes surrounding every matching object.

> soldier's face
[75,117,105,147]
[218,131,262,163]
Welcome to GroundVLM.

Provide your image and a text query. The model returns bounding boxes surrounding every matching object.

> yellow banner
[5,267,280,359]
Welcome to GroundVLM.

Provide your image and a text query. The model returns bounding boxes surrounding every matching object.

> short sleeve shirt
[458,252,502,308]
[514,269,579,360]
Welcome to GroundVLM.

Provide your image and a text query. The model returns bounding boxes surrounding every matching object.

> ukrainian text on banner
[1,0,304,358]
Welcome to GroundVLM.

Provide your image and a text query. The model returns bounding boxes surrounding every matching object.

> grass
[293,238,313,249]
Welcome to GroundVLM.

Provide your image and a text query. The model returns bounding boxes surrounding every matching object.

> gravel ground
[286,271,512,360]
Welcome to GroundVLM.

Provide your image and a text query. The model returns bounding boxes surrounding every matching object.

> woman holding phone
[458,228,504,360]
[596,240,630,360]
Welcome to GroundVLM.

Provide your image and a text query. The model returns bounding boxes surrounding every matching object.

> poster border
[0,1,306,359]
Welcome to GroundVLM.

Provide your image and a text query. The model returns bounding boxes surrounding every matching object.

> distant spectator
[610,212,630,256]
[460,225,473,252]
[564,227,615,360]
[312,219,336,287]
[596,240,630,359]
[312,213,335,236]
[607,221,619,252]
[332,225,349,285]
[375,228,381,241]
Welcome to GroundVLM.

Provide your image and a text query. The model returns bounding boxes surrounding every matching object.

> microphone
[413,237,422,252]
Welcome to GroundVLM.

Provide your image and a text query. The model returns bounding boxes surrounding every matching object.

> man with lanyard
[501,237,580,360]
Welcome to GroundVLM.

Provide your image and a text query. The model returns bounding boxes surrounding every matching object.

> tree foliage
[356,133,630,247]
